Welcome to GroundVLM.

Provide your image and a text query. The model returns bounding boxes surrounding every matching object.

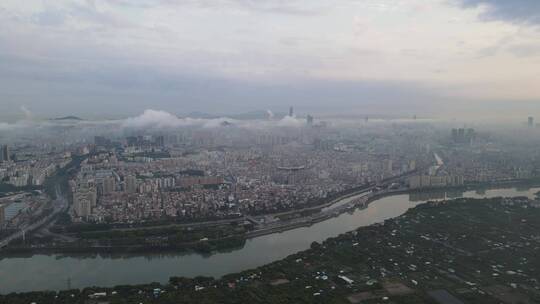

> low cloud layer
[122,109,215,129]
[0,108,310,133]
[122,109,307,130]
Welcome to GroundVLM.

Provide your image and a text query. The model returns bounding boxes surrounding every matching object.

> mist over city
[1,1,540,304]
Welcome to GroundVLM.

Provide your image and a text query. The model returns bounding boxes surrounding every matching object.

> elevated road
[0,187,68,250]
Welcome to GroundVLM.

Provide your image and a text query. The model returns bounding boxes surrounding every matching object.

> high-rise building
[458,128,465,139]
[383,159,393,175]
[307,115,314,126]
[451,128,475,144]
[94,136,109,146]
[289,106,294,117]
[0,204,5,227]
[451,129,458,142]
[408,160,416,171]
[528,117,534,127]
[126,136,138,147]
[1,145,10,162]
[73,187,96,218]
[103,176,116,194]
[74,194,92,218]
[155,135,165,147]
[125,175,137,193]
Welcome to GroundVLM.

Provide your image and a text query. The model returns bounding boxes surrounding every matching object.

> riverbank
[0,180,378,256]
[2,185,540,293]
[4,196,540,302]
[1,222,250,256]
[0,182,387,256]
[246,178,540,240]
[3,179,540,258]
[0,168,420,256]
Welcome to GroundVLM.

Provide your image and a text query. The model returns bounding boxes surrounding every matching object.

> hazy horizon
[3,2,540,300]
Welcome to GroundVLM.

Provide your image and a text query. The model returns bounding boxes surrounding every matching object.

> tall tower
[289,106,294,117]
[0,204,5,227]
[1,145,9,162]
[528,117,534,127]
[126,175,137,193]
[307,115,314,126]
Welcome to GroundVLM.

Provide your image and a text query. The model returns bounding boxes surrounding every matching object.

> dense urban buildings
[2,113,540,303]
[1,115,540,231]
[2,0,540,301]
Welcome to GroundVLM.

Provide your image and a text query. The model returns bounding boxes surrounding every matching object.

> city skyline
[3,1,540,302]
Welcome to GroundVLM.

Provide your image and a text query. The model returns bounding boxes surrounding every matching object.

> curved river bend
[1,186,538,293]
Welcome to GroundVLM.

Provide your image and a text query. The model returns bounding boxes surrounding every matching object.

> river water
[0,186,538,293]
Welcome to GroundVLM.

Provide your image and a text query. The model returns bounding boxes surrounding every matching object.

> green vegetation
[3,197,540,303]
[10,222,248,255]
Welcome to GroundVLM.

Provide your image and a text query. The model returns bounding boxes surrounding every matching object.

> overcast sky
[1,0,539,119]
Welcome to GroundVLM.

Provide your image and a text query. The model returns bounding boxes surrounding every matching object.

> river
[0,185,538,293]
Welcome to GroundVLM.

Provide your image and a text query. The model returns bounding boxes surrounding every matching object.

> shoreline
[2,179,539,258]
[245,178,540,239]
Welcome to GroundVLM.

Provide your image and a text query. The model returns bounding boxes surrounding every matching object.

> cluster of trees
[19,221,249,255]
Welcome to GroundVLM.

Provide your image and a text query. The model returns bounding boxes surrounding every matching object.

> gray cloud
[0,108,310,134]
[27,1,135,30]
[0,34,440,118]
[1,0,539,122]
[507,44,540,57]
[0,48,440,118]
[459,0,540,24]
[473,34,540,58]
[121,109,308,129]
[99,0,327,16]
[33,9,66,26]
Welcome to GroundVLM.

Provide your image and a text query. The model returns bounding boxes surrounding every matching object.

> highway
[0,186,68,249]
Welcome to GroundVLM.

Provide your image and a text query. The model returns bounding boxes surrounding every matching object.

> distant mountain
[52,116,84,121]
[220,120,234,127]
